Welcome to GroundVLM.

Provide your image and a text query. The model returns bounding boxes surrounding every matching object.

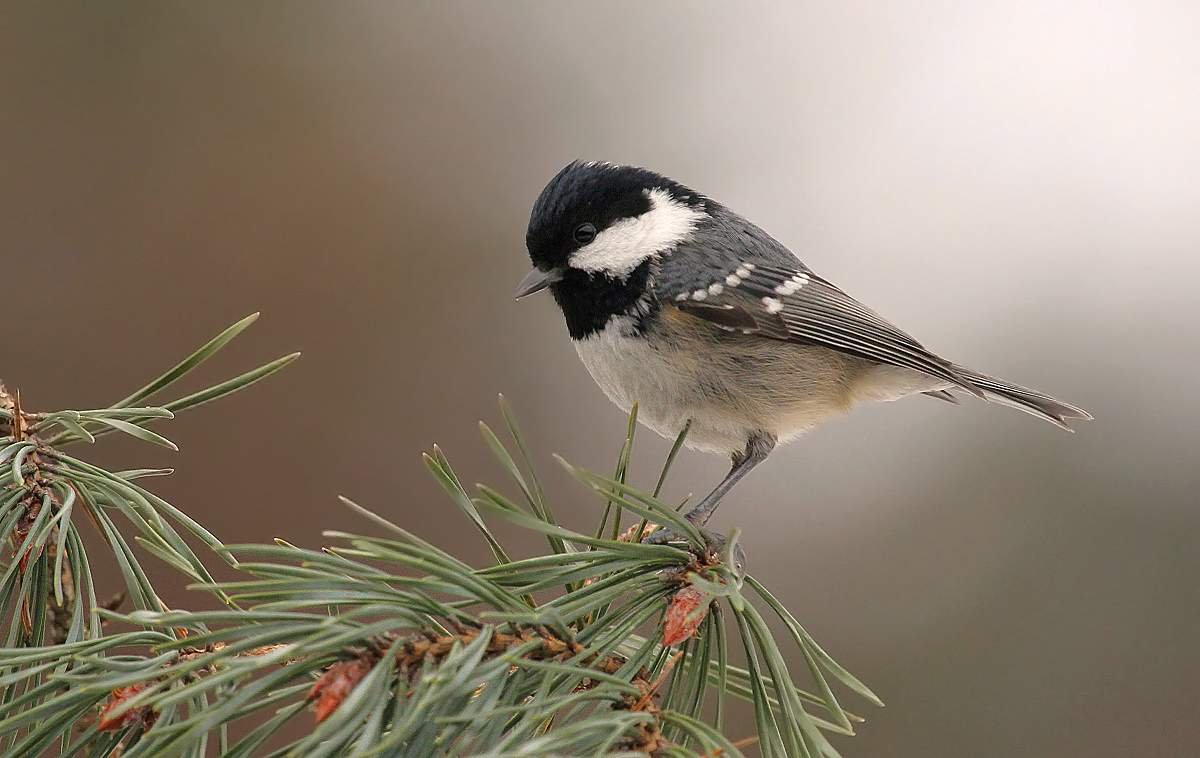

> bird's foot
[643,520,746,572]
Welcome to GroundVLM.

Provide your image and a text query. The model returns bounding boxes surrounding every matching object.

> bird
[516,160,1090,559]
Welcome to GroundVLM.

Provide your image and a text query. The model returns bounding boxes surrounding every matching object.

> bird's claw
[645,523,746,572]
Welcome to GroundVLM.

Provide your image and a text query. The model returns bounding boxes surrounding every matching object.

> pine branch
[0,318,880,757]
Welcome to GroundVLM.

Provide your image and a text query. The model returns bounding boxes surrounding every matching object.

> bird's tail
[952,365,1093,431]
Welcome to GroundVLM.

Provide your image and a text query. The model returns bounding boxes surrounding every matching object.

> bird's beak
[514,267,563,300]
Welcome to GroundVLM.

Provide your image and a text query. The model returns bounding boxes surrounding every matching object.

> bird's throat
[552,261,657,340]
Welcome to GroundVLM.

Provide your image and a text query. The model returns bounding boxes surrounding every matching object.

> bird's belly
[573,316,868,453]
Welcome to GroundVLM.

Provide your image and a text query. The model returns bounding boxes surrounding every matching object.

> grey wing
[656,219,984,395]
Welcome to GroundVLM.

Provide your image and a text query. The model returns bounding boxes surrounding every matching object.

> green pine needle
[0,316,880,756]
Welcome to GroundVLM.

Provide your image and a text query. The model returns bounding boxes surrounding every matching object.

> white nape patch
[762,296,784,314]
[773,272,810,296]
[570,188,707,277]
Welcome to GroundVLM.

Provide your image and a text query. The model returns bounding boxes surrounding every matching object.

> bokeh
[2,3,1197,755]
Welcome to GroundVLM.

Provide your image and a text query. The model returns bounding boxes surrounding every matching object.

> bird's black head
[518,161,709,338]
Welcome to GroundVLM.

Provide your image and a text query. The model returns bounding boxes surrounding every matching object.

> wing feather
[661,259,984,396]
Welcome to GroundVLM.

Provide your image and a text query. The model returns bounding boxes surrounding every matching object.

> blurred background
[2,2,1198,755]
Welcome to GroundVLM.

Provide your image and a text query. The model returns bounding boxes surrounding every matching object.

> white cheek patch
[570,188,707,277]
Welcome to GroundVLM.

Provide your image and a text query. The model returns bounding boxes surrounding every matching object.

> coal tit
[517,161,1090,553]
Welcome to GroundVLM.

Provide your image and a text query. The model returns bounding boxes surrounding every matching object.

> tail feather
[922,389,960,404]
[950,364,1093,431]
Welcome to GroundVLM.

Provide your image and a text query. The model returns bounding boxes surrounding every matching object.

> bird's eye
[573,223,597,245]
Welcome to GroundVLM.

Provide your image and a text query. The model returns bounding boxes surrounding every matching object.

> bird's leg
[681,432,776,528]
[646,432,776,567]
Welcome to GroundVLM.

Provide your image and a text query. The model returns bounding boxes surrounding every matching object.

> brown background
[3,2,1198,756]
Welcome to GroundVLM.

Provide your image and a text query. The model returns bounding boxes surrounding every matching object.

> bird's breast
[572,309,869,453]
[574,314,733,450]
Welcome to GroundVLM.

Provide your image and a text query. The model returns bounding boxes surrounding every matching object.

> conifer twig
[0,316,880,756]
